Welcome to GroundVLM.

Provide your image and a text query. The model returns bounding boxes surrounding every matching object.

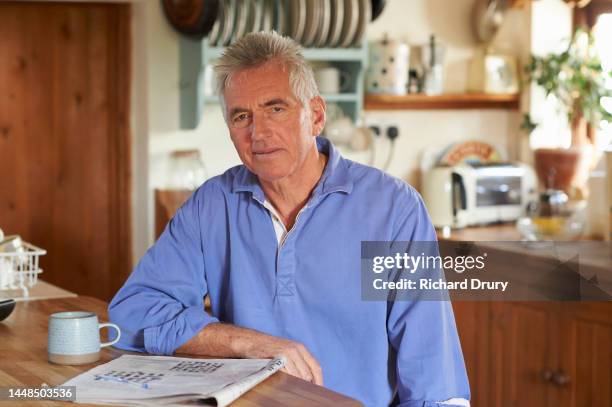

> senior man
[109,32,469,406]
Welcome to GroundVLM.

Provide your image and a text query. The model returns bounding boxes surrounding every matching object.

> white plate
[242,0,255,34]
[314,0,332,47]
[338,0,359,48]
[220,0,235,45]
[250,0,263,33]
[208,0,224,45]
[302,0,320,46]
[289,0,306,43]
[351,0,370,46]
[262,0,274,32]
[327,0,344,47]
[232,0,249,41]
[274,0,286,35]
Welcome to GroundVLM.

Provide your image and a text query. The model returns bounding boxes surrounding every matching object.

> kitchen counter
[436,223,523,241]
[434,223,611,300]
[0,296,361,406]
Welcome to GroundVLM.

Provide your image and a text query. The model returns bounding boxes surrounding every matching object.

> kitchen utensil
[327,0,344,47]
[48,311,121,365]
[0,235,23,253]
[313,0,332,47]
[0,240,46,298]
[162,0,220,39]
[422,35,445,95]
[472,0,509,43]
[274,0,287,35]
[302,0,321,46]
[289,0,306,43]
[207,0,223,44]
[219,0,235,45]
[366,34,410,94]
[339,0,359,48]
[261,0,274,32]
[0,299,15,321]
[248,0,263,34]
[351,0,371,46]
[167,150,208,190]
[231,0,249,41]
[325,116,355,145]
[516,190,586,241]
[370,0,386,21]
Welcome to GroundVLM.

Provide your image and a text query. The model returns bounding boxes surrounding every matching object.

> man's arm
[109,187,322,384]
[389,187,470,406]
[176,323,323,385]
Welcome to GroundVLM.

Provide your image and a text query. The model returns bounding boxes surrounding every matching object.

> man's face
[223,61,325,182]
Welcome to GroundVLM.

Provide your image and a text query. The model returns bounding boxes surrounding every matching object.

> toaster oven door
[475,175,522,206]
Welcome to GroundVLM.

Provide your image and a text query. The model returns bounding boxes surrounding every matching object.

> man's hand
[175,323,323,386]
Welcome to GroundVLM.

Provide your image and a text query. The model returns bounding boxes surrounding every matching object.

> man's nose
[251,113,272,141]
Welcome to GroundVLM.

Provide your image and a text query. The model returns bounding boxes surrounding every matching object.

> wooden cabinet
[0,2,132,301]
[558,303,612,407]
[454,301,612,407]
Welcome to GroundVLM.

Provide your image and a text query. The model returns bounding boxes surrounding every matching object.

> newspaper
[61,355,285,406]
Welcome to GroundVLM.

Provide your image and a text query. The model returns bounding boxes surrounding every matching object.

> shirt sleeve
[387,186,471,407]
[108,190,219,355]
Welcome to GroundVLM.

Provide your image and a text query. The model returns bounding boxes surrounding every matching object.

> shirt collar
[231,136,354,201]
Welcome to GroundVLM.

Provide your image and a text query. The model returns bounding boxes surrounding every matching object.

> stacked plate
[208,0,371,47]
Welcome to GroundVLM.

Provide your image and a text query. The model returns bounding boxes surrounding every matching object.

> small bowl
[0,299,16,321]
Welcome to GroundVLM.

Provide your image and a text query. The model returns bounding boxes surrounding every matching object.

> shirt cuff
[398,399,470,407]
[143,304,219,355]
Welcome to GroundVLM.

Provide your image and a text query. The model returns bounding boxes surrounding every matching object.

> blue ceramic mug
[48,311,121,365]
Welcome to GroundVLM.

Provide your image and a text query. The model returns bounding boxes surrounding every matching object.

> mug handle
[99,322,121,348]
[339,71,351,93]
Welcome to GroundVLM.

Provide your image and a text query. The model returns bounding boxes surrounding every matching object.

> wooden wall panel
[0,2,131,301]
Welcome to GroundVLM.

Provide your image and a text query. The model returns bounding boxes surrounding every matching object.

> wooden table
[1,279,77,302]
[0,296,361,406]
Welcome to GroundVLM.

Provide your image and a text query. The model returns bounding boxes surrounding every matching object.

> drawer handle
[552,371,571,387]
[541,369,554,382]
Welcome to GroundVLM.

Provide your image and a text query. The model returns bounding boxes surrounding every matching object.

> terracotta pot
[534,146,594,199]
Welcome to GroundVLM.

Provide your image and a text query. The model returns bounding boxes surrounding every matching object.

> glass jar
[166,149,207,190]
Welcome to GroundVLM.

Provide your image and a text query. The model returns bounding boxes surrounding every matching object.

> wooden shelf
[364,93,520,110]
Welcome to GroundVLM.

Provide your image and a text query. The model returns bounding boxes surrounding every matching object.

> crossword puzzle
[94,370,165,385]
[170,361,224,373]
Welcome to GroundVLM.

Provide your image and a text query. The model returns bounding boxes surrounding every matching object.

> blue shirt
[109,137,470,407]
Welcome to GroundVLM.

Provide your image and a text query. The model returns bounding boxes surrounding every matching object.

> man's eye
[233,113,248,122]
[270,106,284,113]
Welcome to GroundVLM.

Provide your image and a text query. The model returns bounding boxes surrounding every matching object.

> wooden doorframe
[109,3,134,295]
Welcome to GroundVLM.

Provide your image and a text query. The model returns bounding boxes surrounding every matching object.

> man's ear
[309,96,326,136]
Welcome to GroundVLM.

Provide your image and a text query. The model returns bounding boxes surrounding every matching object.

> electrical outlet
[386,125,399,141]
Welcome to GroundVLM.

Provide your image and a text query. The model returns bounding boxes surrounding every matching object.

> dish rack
[0,242,46,298]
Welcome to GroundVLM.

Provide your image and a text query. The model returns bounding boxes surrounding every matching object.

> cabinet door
[0,2,132,301]
[490,302,561,407]
[555,302,612,407]
[452,301,493,407]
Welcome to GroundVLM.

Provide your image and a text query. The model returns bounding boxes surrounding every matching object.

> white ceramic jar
[366,34,410,95]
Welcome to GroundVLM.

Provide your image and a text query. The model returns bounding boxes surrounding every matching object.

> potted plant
[523,28,612,199]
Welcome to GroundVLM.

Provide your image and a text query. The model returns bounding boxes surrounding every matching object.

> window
[592,13,612,150]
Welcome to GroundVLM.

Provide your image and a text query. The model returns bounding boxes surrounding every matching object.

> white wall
[140,0,538,247]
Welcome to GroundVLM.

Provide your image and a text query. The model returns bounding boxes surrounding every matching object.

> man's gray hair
[213,31,319,118]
